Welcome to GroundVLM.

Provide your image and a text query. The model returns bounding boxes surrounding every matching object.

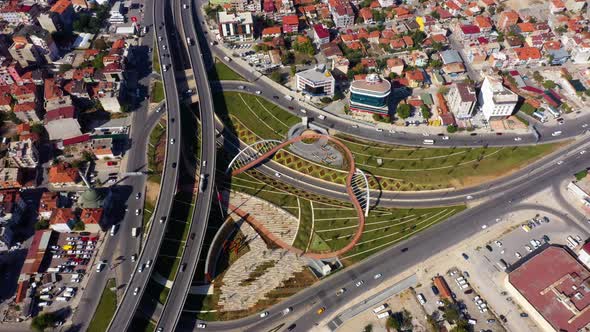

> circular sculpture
[231,133,366,259]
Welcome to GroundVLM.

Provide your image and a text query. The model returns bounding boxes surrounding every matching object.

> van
[372,304,387,314]
[377,310,392,319]
[110,225,117,236]
[417,293,426,305]
[132,227,139,237]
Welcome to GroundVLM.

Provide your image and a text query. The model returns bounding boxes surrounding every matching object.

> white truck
[132,227,139,237]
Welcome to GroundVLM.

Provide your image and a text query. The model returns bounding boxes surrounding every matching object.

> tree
[58,64,73,73]
[426,314,441,332]
[447,124,458,133]
[270,70,283,83]
[532,70,544,83]
[429,59,443,69]
[450,319,470,332]
[293,39,315,56]
[73,220,85,231]
[542,80,556,89]
[31,312,56,332]
[443,302,461,323]
[35,219,49,230]
[290,65,297,77]
[396,103,411,119]
[92,52,105,69]
[387,315,401,330]
[430,10,440,19]
[487,6,496,15]
[421,105,431,119]
[320,97,332,103]
[431,41,443,52]
[93,38,108,50]
[363,324,373,332]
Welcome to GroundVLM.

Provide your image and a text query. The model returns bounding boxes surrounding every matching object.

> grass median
[87,279,117,332]
[209,58,245,81]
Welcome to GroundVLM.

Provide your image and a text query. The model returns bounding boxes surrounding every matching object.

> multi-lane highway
[154,0,218,329]
[106,0,183,328]
[177,126,590,332]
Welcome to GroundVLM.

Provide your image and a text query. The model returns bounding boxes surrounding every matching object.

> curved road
[178,142,590,331]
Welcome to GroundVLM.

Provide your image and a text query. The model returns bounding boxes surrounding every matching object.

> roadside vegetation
[152,41,161,74]
[209,58,246,81]
[87,279,117,332]
[214,91,567,190]
[151,81,165,103]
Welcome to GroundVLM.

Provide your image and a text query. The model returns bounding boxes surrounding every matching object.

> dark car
[520,313,528,318]
[180,263,187,272]
[431,285,439,295]
[171,118,175,123]
[190,233,196,240]
[486,245,493,252]
[273,96,279,100]
[463,289,473,295]
[288,106,294,110]
[287,324,296,331]
[500,315,507,323]
[462,253,469,260]
[401,248,408,252]
[172,162,177,168]
[470,133,477,136]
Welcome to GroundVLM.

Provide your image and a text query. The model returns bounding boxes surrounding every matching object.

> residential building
[349,74,391,116]
[49,208,77,233]
[497,10,519,31]
[10,25,59,66]
[507,246,590,332]
[565,0,586,11]
[295,65,335,98]
[328,0,354,29]
[261,26,282,38]
[312,24,330,46]
[447,83,477,120]
[0,168,24,190]
[7,138,38,168]
[37,13,61,33]
[91,138,115,159]
[231,0,261,12]
[79,208,103,233]
[48,163,80,188]
[95,81,122,113]
[217,12,254,42]
[571,40,590,64]
[478,75,519,120]
[0,3,40,26]
[42,0,74,32]
[282,15,299,33]
[9,42,41,68]
[0,189,27,225]
[386,58,404,77]
[38,191,59,220]
[12,102,39,122]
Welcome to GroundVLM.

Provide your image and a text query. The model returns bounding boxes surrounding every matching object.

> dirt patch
[145,180,160,205]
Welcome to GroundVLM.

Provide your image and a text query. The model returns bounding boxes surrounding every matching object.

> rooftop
[217,11,253,24]
[350,74,391,94]
[509,246,590,332]
[296,65,335,84]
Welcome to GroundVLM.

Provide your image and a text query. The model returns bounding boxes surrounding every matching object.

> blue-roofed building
[547,48,570,66]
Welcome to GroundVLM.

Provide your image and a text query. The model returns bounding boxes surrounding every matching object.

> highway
[154,0,218,329]
[105,0,183,328]
[178,131,590,332]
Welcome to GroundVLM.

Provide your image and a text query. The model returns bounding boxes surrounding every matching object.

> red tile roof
[48,163,80,184]
[44,106,75,123]
[80,208,103,225]
[282,15,299,25]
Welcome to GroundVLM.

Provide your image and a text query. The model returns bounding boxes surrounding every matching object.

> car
[525,245,532,252]
[180,263,187,272]
[196,323,207,328]
[275,172,281,178]
[133,287,140,296]
[462,253,469,260]
[376,128,383,132]
[374,273,382,279]
[442,136,449,140]
[514,137,522,141]
[355,280,364,287]
[487,319,496,324]
[131,254,137,262]
[583,124,589,128]
[336,288,346,296]
[170,138,175,144]
[172,162,177,168]
[581,150,587,155]
[191,233,196,240]
[495,240,502,247]
[171,118,175,123]
[136,193,141,200]
[317,307,325,315]
[160,216,166,223]
[464,289,473,294]
[436,300,444,306]
[288,106,294,110]
[515,252,522,258]
[138,264,144,273]
[255,91,261,94]
[520,313,528,318]
[500,315,507,323]
[135,209,141,216]
[486,245,493,252]
[401,247,409,252]
[156,107,162,113]
[470,133,477,136]
[185,89,193,94]
[557,160,564,165]
[146,259,152,268]
[202,160,207,167]
[282,307,292,315]
[273,96,279,100]
[286,324,296,331]
[431,285,439,295]
[259,311,269,318]
[466,195,473,200]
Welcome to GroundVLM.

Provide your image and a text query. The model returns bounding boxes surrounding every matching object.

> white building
[295,65,335,98]
[447,82,477,120]
[217,12,254,42]
[478,75,518,121]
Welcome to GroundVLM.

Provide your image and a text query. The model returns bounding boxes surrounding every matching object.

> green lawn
[147,119,166,184]
[151,81,165,103]
[215,91,567,190]
[210,58,245,81]
[152,41,161,74]
[87,279,117,332]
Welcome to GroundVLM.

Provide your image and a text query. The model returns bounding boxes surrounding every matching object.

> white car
[495,240,502,247]
[170,138,175,144]
[259,311,269,318]
[255,91,261,95]
[133,287,140,296]
[515,252,522,258]
[525,245,532,252]
[557,160,564,165]
[355,280,364,287]
[138,264,144,273]
[514,137,522,141]
[146,260,152,268]
[442,136,449,140]
[581,150,586,155]
[196,323,207,329]
[583,124,589,128]
[376,128,383,132]
[275,172,281,178]
[374,273,382,279]
[135,209,141,216]
[422,132,429,136]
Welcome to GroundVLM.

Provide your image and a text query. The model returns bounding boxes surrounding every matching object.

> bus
[423,139,435,145]
[372,304,387,314]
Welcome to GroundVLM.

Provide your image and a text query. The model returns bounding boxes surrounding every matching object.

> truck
[132,227,139,237]
[372,304,387,314]
[377,310,392,319]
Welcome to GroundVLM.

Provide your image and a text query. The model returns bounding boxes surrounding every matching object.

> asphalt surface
[105,0,183,328]
[177,141,590,332]
[154,0,218,329]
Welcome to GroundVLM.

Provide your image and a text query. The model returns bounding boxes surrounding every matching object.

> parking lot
[91,159,123,186]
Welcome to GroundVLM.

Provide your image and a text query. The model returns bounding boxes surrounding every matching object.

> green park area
[209,58,245,81]
[87,279,117,332]
[214,91,567,190]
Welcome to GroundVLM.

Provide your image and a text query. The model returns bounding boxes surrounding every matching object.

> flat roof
[509,246,590,332]
[296,67,335,84]
[350,76,391,95]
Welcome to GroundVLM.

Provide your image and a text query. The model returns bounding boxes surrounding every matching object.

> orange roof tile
[50,0,71,14]
[80,208,103,225]
[48,163,80,184]
[514,46,542,60]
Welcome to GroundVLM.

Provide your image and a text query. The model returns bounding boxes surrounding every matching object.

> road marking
[305,201,316,252]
